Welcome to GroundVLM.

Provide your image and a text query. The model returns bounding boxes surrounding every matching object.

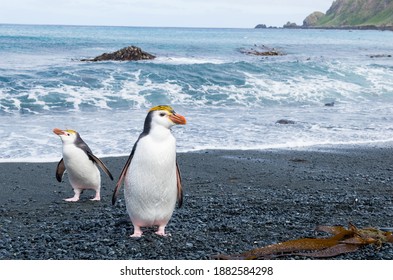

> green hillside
[305,0,393,28]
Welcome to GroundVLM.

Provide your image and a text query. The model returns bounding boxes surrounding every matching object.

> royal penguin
[53,128,113,202]
[112,105,186,237]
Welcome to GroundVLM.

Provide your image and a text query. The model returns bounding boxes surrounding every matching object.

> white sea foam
[2,103,393,163]
[154,56,227,65]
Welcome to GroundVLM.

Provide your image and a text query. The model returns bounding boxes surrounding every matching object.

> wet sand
[1,146,393,259]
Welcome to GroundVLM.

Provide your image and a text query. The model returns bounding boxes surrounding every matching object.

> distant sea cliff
[256,0,393,31]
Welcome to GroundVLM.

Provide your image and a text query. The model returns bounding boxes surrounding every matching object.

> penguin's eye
[66,133,70,136]
[159,112,166,117]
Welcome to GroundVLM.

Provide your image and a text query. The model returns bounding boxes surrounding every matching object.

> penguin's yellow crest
[65,129,77,134]
[149,105,175,113]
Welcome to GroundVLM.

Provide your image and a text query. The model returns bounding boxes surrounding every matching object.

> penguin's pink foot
[90,192,100,201]
[130,226,143,238]
[64,196,79,202]
[155,226,169,237]
[65,189,81,202]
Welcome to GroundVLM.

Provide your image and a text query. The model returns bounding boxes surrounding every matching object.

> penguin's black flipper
[176,161,183,208]
[87,152,114,180]
[112,152,133,205]
[56,158,66,182]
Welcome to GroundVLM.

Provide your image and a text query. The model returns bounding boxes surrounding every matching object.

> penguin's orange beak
[169,113,186,125]
[53,128,65,135]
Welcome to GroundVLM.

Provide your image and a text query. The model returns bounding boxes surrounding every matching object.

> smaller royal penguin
[53,128,113,202]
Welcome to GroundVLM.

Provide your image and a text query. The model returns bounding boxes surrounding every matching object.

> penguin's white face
[151,109,186,129]
[148,105,186,130]
[53,128,78,144]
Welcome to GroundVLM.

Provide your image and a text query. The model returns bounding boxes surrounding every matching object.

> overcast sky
[1,0,334,28]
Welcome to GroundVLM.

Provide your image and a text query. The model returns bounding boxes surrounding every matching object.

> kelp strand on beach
[215,223,393,259]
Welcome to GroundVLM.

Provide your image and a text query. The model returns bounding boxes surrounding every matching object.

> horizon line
[0,22,283,30]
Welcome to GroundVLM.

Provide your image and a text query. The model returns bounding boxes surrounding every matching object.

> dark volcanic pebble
[1,147,393,260]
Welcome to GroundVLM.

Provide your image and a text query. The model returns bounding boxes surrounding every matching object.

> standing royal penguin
[112,105,186,237]
[53,128,113,202]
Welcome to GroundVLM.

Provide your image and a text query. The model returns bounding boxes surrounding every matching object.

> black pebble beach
[1,146,393,260]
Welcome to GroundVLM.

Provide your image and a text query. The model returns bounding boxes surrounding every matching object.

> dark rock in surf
[276,119,295,125]
[81,46,155,62]
[239,45,284,56]
[369,54,392,58]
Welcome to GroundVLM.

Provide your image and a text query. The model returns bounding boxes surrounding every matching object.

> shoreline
[2,140,393,163]
[1,146,393,259]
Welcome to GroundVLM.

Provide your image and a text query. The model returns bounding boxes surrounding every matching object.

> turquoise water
[1,24,393,161]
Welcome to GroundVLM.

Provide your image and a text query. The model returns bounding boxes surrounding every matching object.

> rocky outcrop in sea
[81,46,155,62]
[239,45,284,56]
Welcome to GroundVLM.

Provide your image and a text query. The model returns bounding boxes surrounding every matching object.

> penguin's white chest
[124,132,178,227]
[62,144,100,190]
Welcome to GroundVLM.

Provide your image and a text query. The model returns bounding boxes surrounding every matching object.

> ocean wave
[2,58,393,115]
[0,79,387,115]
